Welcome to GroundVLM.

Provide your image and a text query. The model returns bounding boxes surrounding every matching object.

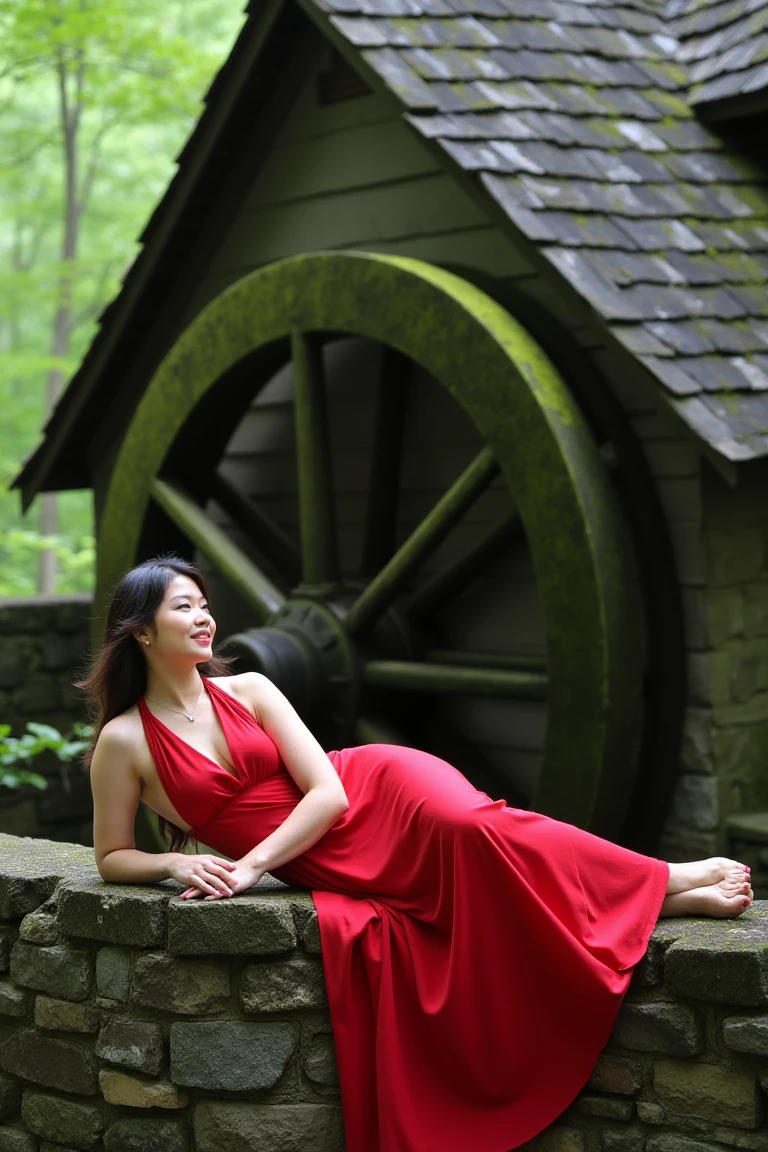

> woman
[83,555,752,1152]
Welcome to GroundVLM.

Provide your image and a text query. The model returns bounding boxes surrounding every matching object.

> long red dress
[137,676,669,1152]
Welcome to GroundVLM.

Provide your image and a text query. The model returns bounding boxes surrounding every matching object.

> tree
[0,0,244,594]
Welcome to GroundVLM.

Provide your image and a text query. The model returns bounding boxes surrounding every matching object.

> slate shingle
[319,0,768,460]
[672,0,768,110]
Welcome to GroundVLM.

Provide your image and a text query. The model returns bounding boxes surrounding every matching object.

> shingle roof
[309,0,768,462]
[671,0,768,112]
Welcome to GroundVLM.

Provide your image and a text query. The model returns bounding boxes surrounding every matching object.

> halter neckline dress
[137,675,668,1152]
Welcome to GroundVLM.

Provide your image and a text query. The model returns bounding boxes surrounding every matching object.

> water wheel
[95,252,645,840]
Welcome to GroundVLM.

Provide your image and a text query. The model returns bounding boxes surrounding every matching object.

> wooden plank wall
[187,42,701,814]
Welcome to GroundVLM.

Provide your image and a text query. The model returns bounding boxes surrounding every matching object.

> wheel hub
[223,595,411,747]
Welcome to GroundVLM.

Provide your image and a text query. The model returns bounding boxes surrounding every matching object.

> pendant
[187,715,195,722]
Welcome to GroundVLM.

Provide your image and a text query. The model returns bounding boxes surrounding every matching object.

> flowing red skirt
[198,741,668,1152]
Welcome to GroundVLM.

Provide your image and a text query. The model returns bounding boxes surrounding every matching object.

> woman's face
[143,574,216,662]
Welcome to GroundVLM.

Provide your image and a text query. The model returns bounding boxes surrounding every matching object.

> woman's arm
[184,673,348,899]
[241,672,348,870]
[91,722,238,897]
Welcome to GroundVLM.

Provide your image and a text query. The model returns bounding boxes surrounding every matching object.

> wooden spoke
[409,511,521,623]
[209,471,302,585]
[291,330,340,585]
[345,446,500,637]
[426,649,547,674]
[150,479,285,624]
[360,346,410,577]
[353,716,410,746]
[362,659,548,700]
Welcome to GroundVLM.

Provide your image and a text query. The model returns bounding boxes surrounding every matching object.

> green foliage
[0,719,93,790]
[0,0,245,594]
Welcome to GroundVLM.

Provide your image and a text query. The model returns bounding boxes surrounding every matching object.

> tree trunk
[37,51,83,594]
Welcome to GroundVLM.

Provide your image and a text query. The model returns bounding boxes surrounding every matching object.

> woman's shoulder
[98,707,144,752]
[207,672,267,718]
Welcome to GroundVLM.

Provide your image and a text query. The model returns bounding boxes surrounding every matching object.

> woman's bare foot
[666,857,750,895]
[659,880,753,919]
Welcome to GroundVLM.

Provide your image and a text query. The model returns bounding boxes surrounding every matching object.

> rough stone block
[95,947,130,1001]
[733,1131,768,1152]
[0,642,30,689]
[647,1138,723,1152]
[0,1030,97,1096]
[14,675,60,715]
[715,1129,768,1150]
[132,954,228,1015]
[680,709,714,775]
[0,980,31,1018]
[709,527,764,587]
[654,1058,762,1129]
[576,1095,633,1120]
[668,774,718,831]
[298,908,321,954]
[0,929,17,974]
[723,1014,768,1055]
[522,1129,585,1151]
[240,957,326,1013]
[636,1101,665,1124]
[98,1070,188,1110]
[39,635,86,673]
[665,925,768,1006]
[57,882,169,947]
[612,1001,703,1056]
[657,825,716,863]
[601,1131,644,1152]
[0,1079,20,1123]
[104,1119,189,1152]
[0,836,94,919]
[168,895,296,955]
[588,1053,642,1096]
[170,1021,294,1091]
[19,911,60,947]
[305,1033,338,1086]
[709,589,745,647]
[745,585,768,640]
[0,1130,36,1152]
[95,1019,164,1076]
[22,1091,104,1150]
[34,996,99,1034]
[193,1103,344,1152]
[35,777,92,830]
[11,943,92,1002]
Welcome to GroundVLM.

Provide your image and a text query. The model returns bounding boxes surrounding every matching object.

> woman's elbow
[327,782,349,817]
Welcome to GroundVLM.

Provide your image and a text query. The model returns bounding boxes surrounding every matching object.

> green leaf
[25,722,64,743]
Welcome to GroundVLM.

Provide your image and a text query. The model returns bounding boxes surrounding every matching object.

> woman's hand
[178,858,264,901]
[167,853,239,899]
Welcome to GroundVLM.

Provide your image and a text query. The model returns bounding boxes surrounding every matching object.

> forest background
[0,0,245,596]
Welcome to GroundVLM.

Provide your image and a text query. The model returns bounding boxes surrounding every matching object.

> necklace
[144,682,204,723]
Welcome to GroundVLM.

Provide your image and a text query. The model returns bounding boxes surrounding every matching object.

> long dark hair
[75,554,235,852]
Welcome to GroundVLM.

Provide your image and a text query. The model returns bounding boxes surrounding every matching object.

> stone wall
[0,836,340,1152]
[0,835,766,1152]
[0,598,92,847]
[657,458,768,879]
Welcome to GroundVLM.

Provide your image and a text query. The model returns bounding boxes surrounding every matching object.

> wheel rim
[96,251,643,835]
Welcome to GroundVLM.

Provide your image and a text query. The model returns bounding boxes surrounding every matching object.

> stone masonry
[0,835,763,1150]
[0,597,92,847]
